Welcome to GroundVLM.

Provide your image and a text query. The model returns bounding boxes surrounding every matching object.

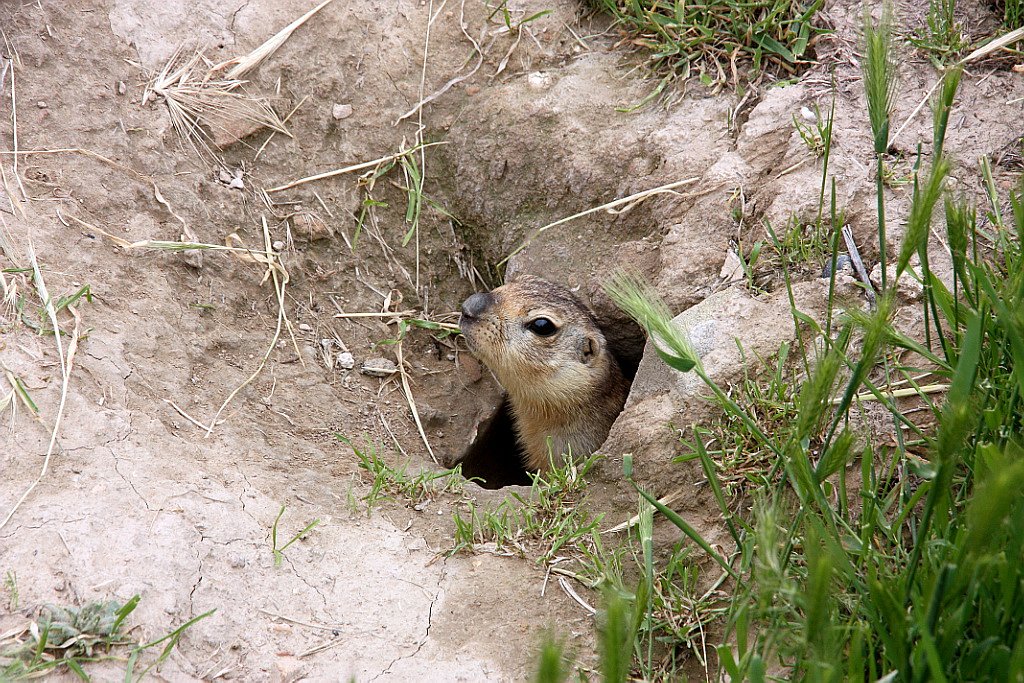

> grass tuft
[0,596,213,680]
[271,506,321,567]
[590,0,824,88]
[450,452,605,563]
[341,436,466,510]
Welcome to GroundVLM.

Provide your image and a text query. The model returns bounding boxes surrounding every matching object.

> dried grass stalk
[145,48,289,161]
[211,0,338,80]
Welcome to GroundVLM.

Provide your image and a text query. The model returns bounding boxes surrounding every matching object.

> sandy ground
[1,0,1022,680]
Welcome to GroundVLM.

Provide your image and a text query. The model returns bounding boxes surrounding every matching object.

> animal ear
[580,335,599,364]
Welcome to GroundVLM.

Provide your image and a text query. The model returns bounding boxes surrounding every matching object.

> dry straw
[144,0,340,161]
[145,48,289,162]
[0,242,82,532]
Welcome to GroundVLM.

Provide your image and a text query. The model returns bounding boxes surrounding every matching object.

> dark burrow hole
[455,318,646,489]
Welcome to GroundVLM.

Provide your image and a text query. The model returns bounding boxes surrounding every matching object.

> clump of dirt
[1,0,1023,679]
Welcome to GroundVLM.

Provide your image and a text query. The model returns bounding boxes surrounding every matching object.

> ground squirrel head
[459,276,612,410]
[459,276,631,473]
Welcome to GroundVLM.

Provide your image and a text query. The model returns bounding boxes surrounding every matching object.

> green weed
[533,630,574,683]
[742,214,834,292]
[450,452,604,563]
[678,344,804,499]
[590,0,824,87]
[0,595,214,680]
[909,0,968,63]
[16,283,92,336]
[3,570,18,611]
[341,435,466,510]
[488,1,552,32]
[270,506,321,568]
[792,103,831,157]
[1000,0,1024,28]
[863,1,898,293]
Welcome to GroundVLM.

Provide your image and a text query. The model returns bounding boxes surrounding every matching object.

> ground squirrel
[459,276,630,472]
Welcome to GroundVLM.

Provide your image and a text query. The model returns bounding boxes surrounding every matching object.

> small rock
[117,81,127,95]
[337,351,355,370]
[298,323,313,332]
[290,211,334,242]
[466,85,480,96]
[821,254,853,278]
[527,72,554,90]
[799,105,816,122]
[332,103,353,120]
[720,249,744,284]
[37,101,48,109]
[272,240,285,251]
[178,249,203,270]
[228,176,244,190]
[228,553,247,568]
[218,169,233,184]
[360,357,398,377]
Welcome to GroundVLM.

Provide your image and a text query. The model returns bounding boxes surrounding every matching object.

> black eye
[526,318,558,336]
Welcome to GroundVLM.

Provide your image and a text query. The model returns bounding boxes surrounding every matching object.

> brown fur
[460,276,629,471]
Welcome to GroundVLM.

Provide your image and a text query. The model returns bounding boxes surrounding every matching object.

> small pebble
[37,101,48,109]
[337,352,355,370]
[332,103,353,120]
[360,357,398,377]
[117,81,127,95]
[821,254,853,278]
[272,240,285,251]
[298,323,313,332]
[527,72,553,90]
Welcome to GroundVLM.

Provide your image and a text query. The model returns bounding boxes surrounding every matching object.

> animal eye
[526,318,558,336]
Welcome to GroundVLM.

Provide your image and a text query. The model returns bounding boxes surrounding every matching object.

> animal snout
[461,292,494,320]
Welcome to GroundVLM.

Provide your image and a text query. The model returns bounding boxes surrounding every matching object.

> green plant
[488,1,552,32]
[793,104,831,157]
[1000,0,1024,28]
[909,0,968,62]
[533,631,574,683]
[863,1,898,293]
[742,214,833,293]
[590,0,824,88]
[0,596,214,680]
[450,452,605,562]
[341,435,466,510]
[678,344,802,499]
[270,506,321,567]
[4,570,18,611]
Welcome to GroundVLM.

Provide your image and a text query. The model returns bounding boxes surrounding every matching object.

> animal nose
[461,292,494,320]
